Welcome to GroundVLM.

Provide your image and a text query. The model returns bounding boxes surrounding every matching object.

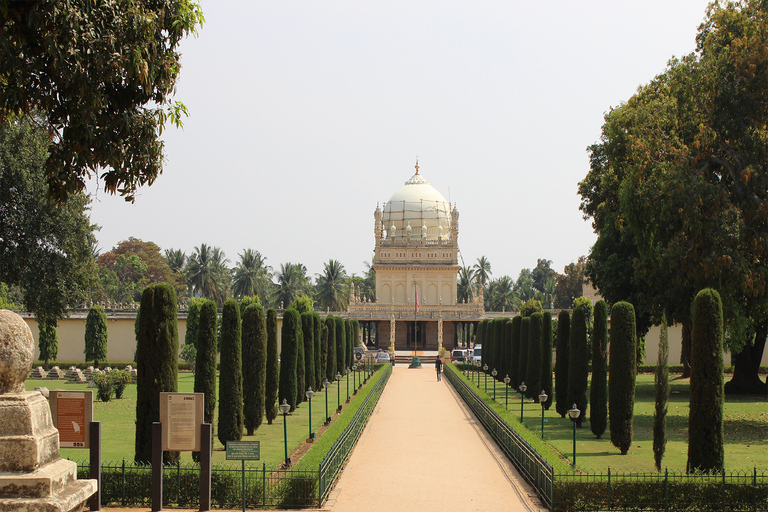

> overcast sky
[88,0,712,282]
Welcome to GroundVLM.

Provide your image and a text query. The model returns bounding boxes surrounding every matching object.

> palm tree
[473,256,492,287]
[232,249,272,301]
[164,248,186,274]
[315,259,348,311]
[457,266,475,303]
[275,262,310,308]
[186,244,230,305]
[488,275,519,312]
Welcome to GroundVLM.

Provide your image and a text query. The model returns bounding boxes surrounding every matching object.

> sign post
[226,441,260,512]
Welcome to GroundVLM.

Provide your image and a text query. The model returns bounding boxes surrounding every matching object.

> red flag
[415,290,419,313]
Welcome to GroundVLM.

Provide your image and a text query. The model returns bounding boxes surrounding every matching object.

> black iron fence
[446,366,768,512]
[73,363,392,509]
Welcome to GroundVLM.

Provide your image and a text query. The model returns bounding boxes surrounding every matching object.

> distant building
[348,162,483,350]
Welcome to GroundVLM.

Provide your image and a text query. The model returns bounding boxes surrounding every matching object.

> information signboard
[50,390,93,448]
[159,392,204,451]
[226,441,260,461]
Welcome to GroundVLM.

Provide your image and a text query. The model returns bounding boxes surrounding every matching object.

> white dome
[382,163,451,239]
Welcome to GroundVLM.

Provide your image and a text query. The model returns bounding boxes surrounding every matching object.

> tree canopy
[0,1,204,203]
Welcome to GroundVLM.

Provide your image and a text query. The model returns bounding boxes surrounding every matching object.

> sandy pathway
[323,365,547,512]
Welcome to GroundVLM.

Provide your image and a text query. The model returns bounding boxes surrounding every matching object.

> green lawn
[462,368,768,472]
[26,368,375,468]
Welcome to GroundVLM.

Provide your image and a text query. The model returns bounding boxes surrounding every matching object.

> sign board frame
[226,441,260,461]
[50,390,93,448]
[159,392,204,452]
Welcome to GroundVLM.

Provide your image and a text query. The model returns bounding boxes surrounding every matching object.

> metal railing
[445,366,554,508]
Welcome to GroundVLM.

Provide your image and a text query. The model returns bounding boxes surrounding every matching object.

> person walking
[435,356,443,381]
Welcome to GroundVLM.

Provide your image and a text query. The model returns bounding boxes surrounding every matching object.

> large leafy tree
[531,259,556,295]
[0,114,96,322]
[0,1,204,203]
[315,259,348,311]
[581,1,768,393]
[232,249,272,302]
[554,257,586,310]
[97,238,175,303]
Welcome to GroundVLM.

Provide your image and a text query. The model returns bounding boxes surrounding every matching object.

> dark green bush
[325,315,336,380]
[295,319,305,406]
[509,316,522,387]
[280,308,300,411]
[555,310,570,418]
[195,300,218,425]
[525,312,543,400]
[302,312,316,395]
[84,305,108,368]
[92,373,113,402]
[518,317,530,390]
[654,315,670,471]
[590,300,608,439]
[242,303,266,435]
[688,288,724,473]
[135,282,178,464]
[109,370,132,399]
[218,299,243,446]
[313,313,322,390]
[609,301,636,454]
[541,311,553,410]
[567,306,588,428]
[265,308,279,424]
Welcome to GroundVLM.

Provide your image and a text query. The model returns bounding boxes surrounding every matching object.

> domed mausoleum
[349,162,484,351]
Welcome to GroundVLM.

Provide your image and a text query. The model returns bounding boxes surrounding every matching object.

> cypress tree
[525,313,543,401]
[84,305,108,368]
[493,318,505,379]
[265,308,279,424]
[541,311,553,410]
[687,289,724,473]
[509,316,522,387]
[555,310,570,417]
[325,315,336,380]
[653,314,670,471]
[504,319,514,384]
[184,298,202,348]
[590,300,608,439]
[279,308,300,412]
[313,313,322,390]
[296,319,305,405]
[335,316,346,375]
[567,306,588,428]
[477,320,487,368]
[608,301,636,454]
[135,283,178,464]
[218,299,243,446]
[38,316,58,370]
[242,303,266,435]
[302,312,315,394]
[518,317,530,389]
[193,299,217,461]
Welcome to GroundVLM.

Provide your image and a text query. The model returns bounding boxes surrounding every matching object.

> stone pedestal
[0,310,97,512]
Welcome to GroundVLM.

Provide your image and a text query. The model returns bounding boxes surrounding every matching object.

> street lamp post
[519,381,527,423]
[352,363,357,392]
[503,375,511,408]
[568,403,581,467]
[491,368,498,400]
[475,361,481,387]
[335,372,342,412]
[306,387,315,439]
[483,364,488,393]
[279,399,291,466]
[322,378,331,424]
[538,390,548,439]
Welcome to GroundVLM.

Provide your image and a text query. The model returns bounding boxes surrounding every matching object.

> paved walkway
[323,365,546,512]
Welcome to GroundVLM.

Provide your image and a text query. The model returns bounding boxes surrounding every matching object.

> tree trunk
[680,322,692,379]
[725,320,767,395]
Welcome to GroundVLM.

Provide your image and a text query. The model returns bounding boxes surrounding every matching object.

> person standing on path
[435,356,443,381]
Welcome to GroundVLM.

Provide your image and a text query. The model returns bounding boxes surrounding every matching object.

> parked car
[451,349,467,362]
[375,351,391,363]
[472,344,482,364]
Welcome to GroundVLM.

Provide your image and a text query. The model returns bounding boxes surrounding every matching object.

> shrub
[279,308,300,411]
[688,288,724,473]
[92,373,113,402]
[590,300,608,439]
[509,316,522,387]
[302,312,316,395]
[85,305,108,368]
[518,317,530,390]
[135,282,178,464]
[567,306,588,428]
[555,310,570,418]
[609,301,636,454]
[541,311,553,410]
[325,315,336,380]
[504,319,514,385]
[335,316,346,375]
[195,300,218,425]
[242,303,266,435]
[218,299,243,446]
[296,318,305,406]
[109,370,132,399]
[525,313,543,400]
[265,308,279,425]
[313,313,322,390]
[493,318,506,380]
[654,315,670,471]
[477,319,488,367]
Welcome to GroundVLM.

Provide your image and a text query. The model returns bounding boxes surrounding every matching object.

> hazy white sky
[88,0,712,282]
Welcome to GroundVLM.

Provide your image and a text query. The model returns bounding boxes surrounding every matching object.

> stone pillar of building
[437,317,443,352]
[389,316,396,350]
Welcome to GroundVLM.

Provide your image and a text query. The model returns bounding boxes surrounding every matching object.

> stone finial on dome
[0,309,34,394]
[414,158,419,175]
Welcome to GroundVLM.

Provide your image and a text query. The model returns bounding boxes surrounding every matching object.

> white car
[375,352,391,363]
